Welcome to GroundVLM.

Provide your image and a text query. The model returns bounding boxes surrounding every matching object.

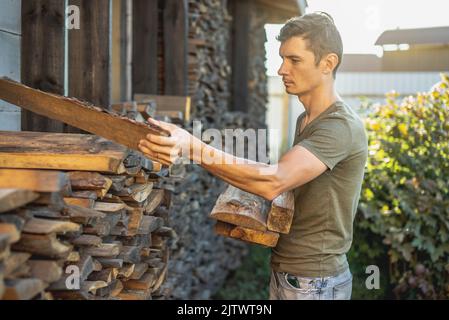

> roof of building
[339,54,382,72]
[375,26,449,46]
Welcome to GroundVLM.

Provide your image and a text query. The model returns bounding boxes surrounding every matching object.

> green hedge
[358,74,449,299]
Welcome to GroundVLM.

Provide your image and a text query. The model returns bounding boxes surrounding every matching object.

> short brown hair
[277,12,343,78]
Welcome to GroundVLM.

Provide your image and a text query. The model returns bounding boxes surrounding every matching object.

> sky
[265,0,449,76]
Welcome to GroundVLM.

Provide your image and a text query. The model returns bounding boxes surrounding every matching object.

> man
[138,12,368,300]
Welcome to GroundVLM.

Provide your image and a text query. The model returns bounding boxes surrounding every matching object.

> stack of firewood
[187,0,232,127]
[0,131,176,300]
[210,185,294,247]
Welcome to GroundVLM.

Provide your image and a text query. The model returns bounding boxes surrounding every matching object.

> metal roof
[375,26,449,46]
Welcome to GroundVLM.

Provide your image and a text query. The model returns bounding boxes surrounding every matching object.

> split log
[214,221,279,247]
[210,185,268,231]
[267,191,294,234]
[0,189,39,213]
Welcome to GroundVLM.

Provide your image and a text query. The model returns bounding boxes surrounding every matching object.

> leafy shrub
[358,74,449,299]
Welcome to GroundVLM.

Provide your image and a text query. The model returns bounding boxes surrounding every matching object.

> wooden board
[0,189,39,214]
[0,78,170,151]
[210,185,268,231]
[0,169,69,193]
[0,131,128,173]
[214,221,279,247]
[267,191,294,234]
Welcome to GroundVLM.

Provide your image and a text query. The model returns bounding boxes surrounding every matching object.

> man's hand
[138,118,193,166]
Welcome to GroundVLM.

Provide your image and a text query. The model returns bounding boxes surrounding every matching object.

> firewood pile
[0,131,175,300]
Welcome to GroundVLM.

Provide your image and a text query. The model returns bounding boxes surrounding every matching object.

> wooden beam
[0,131,128,173]
[132,0,159,95]
[21,0,66,132]
[0,78,170,151]
[0,169,69,193]
[163,0,188,95]
[230,0,251,112]
[67,0,112,133]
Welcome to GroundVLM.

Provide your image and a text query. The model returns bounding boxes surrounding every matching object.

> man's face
[278,36,323,96]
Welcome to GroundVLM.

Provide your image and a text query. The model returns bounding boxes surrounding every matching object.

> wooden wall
[0,0,22,131]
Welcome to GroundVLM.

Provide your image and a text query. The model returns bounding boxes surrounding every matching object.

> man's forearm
[188,137,282,200]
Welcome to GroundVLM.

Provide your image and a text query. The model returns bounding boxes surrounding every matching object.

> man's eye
[292,60,300,64]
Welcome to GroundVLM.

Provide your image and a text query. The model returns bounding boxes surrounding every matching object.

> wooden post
[162,0,188,96]
[132,0,158,96]
[229,0,251,112]
[21,0,66,132]
[67,0,112,133]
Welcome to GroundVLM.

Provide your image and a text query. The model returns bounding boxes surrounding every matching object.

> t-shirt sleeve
[297,118,352,170]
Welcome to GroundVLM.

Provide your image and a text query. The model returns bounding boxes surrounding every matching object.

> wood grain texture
[0,131,127,173]
[0,169,69,193]
[21,0,66,132]
[0,78,170,151]
[210,185,268,231]
[267,191,294,234]
[214,221,279,247]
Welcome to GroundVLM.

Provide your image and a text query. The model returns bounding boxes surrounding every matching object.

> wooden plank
[132,0,158,95]
[214,221,279,247]
[67,0,112,133]
[0,78,170,151]
[0,169,69,193]
[0,189,39,213]
[162,0,188,96]
[267,191,294,234]
[21,0,66,132]
[210,185,268,231]
[64,197,95,209]
[134,94,191,122]
[0,131,128,173]
[22,218,81,235]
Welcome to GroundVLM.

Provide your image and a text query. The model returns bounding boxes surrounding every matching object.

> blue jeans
[269,268,353,300]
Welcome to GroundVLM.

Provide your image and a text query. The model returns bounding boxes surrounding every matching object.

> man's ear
[321,53,339,76]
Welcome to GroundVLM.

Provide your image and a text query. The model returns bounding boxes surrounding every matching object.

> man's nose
[278,63,288,76]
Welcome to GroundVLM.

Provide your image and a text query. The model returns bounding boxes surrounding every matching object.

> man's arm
[138,119,327,200]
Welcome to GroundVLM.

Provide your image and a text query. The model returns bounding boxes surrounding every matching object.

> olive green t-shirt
[271,101,368,277]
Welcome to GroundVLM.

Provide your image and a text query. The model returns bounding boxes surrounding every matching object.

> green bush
[358,74,449,299]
